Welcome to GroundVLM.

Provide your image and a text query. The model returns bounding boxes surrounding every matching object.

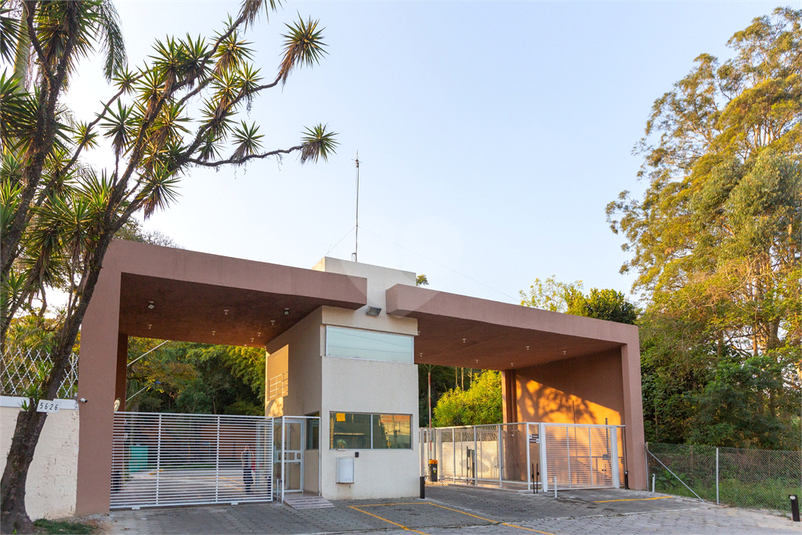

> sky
[65,0,782,306]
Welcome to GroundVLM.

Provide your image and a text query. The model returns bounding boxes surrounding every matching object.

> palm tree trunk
[0,408,47,534]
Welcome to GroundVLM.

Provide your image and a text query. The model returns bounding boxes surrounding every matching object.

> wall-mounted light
[462,338,467,344]
[224,309,229,316]
[283,308,290,316]
[147,301,155,310]
[366,306,381,317]
[526,346,530,351]
[270,320,275,326]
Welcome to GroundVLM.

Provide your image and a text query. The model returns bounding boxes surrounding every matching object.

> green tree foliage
[520,276,637,324]
[433,370,502,427]
[607,8,801,448]
[126,340,265,416]
[1,1,337,531]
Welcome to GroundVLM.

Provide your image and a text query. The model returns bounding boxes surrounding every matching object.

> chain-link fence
[646,442,802,512]
[0,347,79,399]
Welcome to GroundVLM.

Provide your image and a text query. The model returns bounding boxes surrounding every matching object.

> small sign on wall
[529,433,539,444]
[36,400,61,413]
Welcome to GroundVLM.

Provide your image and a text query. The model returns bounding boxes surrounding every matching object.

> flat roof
[106,241,636,369]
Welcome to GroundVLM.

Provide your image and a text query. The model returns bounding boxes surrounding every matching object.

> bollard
[553,476,557,498]
[790,495,800,522]
[420,476,425,499]
[624,470,629,490]
[652,473,656,493]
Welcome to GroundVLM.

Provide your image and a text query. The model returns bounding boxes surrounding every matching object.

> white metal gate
[421,422,625,492]
[111,412,274,509]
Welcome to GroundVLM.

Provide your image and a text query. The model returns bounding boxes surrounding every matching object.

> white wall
[320,357,420,499]
[0,398,79,519]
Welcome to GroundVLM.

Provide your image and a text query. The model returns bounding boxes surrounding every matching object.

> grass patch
[33,519,96,534]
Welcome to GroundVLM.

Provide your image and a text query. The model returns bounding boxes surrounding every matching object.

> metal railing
[646,443,802,511]
[421,422,626,492]
[0,347,78,399]
[111,412,274,509]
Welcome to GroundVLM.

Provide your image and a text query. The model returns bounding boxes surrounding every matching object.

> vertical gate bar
[215,416,220,503]
[566,428,571,489]
[526,423,531,491]
[540,423,548,493]
[452,428,456,483]
[156,414,162,506]
[473,426,478,485]
[498,424,502,487]
[589,428,594,488]
[716,447,719,505]
[300,420,305,492]
[280,416,285,504]
[610,426,620,489]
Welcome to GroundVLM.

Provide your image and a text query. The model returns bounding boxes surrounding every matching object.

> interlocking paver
[99,486,798,535]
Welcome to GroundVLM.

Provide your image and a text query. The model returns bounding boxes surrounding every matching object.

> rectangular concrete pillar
[75,261,121,515]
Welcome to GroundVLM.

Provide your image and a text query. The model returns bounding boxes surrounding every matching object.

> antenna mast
[353,151,360,262]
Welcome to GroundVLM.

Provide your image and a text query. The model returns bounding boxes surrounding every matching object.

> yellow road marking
[349,502,558,535]
[594,496,673,503]
[427,503,557,534]
[348,505,430,534]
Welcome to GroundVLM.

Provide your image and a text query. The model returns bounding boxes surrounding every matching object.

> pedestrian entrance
[110,412,318,509]
[421,422,625,492]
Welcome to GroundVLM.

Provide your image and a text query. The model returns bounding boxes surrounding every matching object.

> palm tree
[1,1,337,531]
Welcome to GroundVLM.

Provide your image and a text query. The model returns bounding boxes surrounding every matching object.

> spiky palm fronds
[300,124,338,164]
[278,15,327,85]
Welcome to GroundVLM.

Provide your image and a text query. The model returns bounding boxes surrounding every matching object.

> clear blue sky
[67,1,781,306]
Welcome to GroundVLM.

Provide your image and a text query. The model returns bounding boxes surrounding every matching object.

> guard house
[72,240,645,514]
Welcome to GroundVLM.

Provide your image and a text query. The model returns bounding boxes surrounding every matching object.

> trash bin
[428,459,438,482]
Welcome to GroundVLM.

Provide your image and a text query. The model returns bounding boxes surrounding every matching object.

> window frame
[329,411,413,450]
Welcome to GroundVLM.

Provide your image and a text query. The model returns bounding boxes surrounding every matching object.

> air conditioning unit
[336,457,354,484]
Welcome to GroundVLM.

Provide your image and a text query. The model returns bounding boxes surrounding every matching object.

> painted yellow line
[348,505,430,535]
[594,496,673,503]
[354,502,557,535]
[427,503,558,534]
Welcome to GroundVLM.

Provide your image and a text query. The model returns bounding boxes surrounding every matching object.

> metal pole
[498,424,502,488]
[553,476,557,498]
[156,414,162,506]
[539,423,548,493]
[280,416,285,504]
[526,423,531,492]
[715,447,719,505]
[353,151,359,262]
[610,427,620,489]
[473,426,478,485]
[214,416,220,503]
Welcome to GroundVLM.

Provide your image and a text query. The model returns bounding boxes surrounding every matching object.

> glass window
[372,414,412,449]
[330,413,371,449]
[326,326,413,364]
[306,415,319,450]
[330,412,413,450]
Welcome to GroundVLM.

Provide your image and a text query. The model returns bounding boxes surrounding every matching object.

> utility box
[336,457,355,484]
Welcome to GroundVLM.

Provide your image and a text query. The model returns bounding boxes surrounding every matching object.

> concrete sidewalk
[100,486,797,535]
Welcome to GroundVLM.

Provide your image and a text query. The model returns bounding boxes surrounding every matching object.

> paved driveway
[100,485,797,535]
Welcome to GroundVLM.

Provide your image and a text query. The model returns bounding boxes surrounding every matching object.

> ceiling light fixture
[366,306,381,317]
[147,301,155,310]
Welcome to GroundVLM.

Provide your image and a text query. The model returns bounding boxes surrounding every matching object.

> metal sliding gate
[421,422,625,492]
[111,412,274,509]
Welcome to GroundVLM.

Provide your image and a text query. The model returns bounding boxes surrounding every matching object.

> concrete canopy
[113,241,370,346]
[386,284,634,370]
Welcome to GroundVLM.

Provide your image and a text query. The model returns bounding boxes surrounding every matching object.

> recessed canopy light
[366,306,381,317]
